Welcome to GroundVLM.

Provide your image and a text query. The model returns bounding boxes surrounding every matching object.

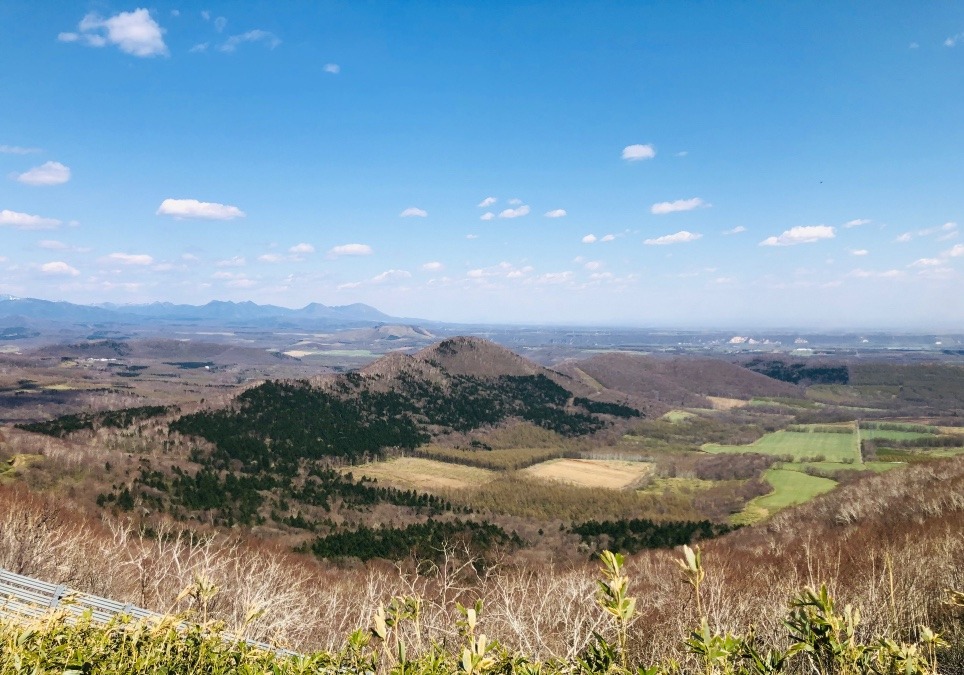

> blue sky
[1,2,963,329]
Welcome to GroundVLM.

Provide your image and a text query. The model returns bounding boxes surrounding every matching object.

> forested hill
[171,337,641,467]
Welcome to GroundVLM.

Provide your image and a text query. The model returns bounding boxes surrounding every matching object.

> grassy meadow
[703,428,861,463]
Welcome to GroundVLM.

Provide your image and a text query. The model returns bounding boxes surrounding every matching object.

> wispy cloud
[723,226,746,235]
[760,225,835,246]
[0,145,41,155]
[258,253,284,263]
[59,8,168,58]
[844,218,870,228]
[644,230,702,245]
[13,161,71,186]
[847,268,905,279]
[324,63,340,74]
[498,205,530,219]
[600,234,615,242]
[421,261,444,271]
[103,252,153,266]
[371,269,411,283]
[944,243,964,258]
[909,258,942,268]
[945,32,964,47]
[39,240,68,250]
[0,209,61,230]
[850,249,869,256]
[328,243,373,257]
[220,30,281,53]
[622,144,656,161]
[40,261,80,276]
[480,212,495,221]
[544,209,567,218]
[400,207,427,218]
[157,198,245,220]
[651,197,707,215]
[215,256,246,267]
[477,197,496,208]
[288,243,314,254]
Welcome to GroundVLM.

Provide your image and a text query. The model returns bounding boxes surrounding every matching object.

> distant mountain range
[0,295,403,328]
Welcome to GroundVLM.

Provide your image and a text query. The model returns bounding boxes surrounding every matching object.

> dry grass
[345,457,496,491]
[523,458,653,490]
[706,396,748,410]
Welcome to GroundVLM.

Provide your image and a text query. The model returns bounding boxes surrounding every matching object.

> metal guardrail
[0,567,299,657]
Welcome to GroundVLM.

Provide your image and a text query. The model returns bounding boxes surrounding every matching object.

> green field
[733,468,837,525]
[661,410,697,422]
[860,429,937,441]
[704,430,861,463]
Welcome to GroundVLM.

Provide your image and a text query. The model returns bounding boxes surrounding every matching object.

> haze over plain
[1,2,963,329]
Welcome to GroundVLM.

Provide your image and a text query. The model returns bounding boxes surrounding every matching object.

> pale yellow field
[523,458,653,490]
[345,457,496,491]
[939,426,964,435]
[706,396,748,410]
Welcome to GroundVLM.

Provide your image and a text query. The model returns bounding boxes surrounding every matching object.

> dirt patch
[706,396,748,410]
[346,457,496,491]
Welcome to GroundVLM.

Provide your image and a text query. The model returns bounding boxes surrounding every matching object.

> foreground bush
[1,548,960,674]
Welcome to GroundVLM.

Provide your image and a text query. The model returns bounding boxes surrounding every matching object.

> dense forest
[571,517,737,554]
[743,359,850,385]
[16,405,173,438]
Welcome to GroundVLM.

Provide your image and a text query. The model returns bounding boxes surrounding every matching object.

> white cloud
[910,258,942,267]
[181,253,200,262]
[622,144,656,161]
[582,234,597,244]
[13,161,71,186]
[499,205,530,219]
[894,233,913,243]
[371,269,411,283]
[39,240,68,250]
[466,234,479,239]
[288,243,315,254]
[942,221,958,231]
[584,260,603,271]
[544,209,567,218]
[944,243,964,258]
[844,218,871,228]
[157,198,245,220]
[909,42,919,49]
[651,197,707,215]
[227,278,256,288]
[645,230,702,245]
[536,271,574,284]
[61,9,168,57]
[850,249,869,256]
[0,145,41,155]
[945,32,964,47]
[600,234,616,242]
[480,212,495,221]
[676,150,689,157]
[508,198,523,205]
[478,197,496,208]
[258,253,284,263]
[848,268,905,279]
[215,256,246,267]
[0,209,61,230]
[760,225,835,246]
[421,261,444,271]
[220,30,281,53]
[214,16,227,32]
[189,42,209,53]
[104,252,153,266]
[400,207,427,218]
[40,261,80,276]
[324,63,340,74]
[328,243,373,257]
[723,226,747,235]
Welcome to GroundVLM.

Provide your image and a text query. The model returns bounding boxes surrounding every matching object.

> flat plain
[345,457,496,491]
[522,458,653,490]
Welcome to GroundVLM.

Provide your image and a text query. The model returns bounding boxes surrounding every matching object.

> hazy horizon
[1,3,962,328]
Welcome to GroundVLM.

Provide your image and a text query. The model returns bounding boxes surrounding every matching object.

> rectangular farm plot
[523,458,653,490]
[703,430,861,463]
[346,457,496,491]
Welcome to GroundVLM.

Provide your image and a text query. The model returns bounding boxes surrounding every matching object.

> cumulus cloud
[544,209,567,218]
[39,240,68,250]
[650,197,707,215]
[0,145,41,155]
[328,243,373,257]
[851,249,869,256]
[371,269,411,283]
[0,209,61,230]
[760,225,835,246]
[324,63,340,74]
[288,243,315,254]
[909,258,942,267]
[215,256,246,267]
[13,161,71,186]
[421,261,444,271]
[59,8,168,57]
[400,207,427,218]
[477,197,497,208]
[480,212,495,221]
[723,226,747,235]
[220,30,281,53]
[104,252,154,266]
[645,230,702,245]
[584,260,603,271]
[157,198,245,220]
[945,243,964,258]
[258,253,284,263]
[40,261,80,276]
[622,144,656,161]
[499,205,530,218]
[844,218,871,228]
[582,234,597,244]
[600,234,616,242]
